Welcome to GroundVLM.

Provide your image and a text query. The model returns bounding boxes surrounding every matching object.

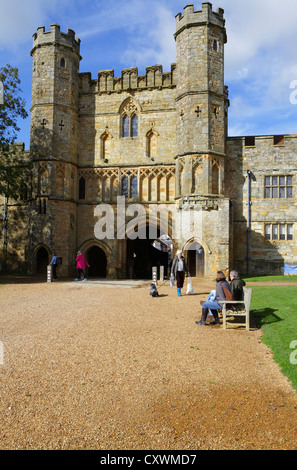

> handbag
[186,276,194,294]
[219,282,233,301]
[170,275,175,287]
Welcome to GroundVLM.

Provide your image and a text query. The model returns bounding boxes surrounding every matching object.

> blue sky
[1,0,297,149]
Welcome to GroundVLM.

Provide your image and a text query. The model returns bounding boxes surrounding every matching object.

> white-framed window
[265,223,293,241]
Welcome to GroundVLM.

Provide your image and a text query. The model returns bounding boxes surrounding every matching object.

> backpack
[219,282,233,301]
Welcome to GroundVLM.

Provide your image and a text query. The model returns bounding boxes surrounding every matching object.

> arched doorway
[187,241,205,277]
[86,246,107,278]
[126,227,172,279]
[36,247,49,274]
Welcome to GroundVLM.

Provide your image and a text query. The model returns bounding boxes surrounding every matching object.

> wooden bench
[220,287,252,331]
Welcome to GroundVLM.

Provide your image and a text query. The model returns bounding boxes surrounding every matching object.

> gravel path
[0,278,296,450]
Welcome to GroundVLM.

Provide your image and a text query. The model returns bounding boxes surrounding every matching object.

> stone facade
[1,2,296,278]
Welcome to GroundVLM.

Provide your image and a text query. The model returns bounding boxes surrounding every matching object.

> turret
[30,24,81,164]
[28,25,81,277]
[175,3,228,196]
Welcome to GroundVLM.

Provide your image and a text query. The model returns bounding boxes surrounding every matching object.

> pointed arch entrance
[126,223,173,280]
[36,246,49,274]
[185,241,205,278]
[86,246,107,278]
[78,240,110,279]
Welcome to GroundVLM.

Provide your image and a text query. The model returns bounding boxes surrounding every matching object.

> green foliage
[0,64,28,145]
[251,286,297,391]
[0,64,30,200]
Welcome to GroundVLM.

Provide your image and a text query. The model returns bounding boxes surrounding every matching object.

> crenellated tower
[174,3,231,276]
[29,25,81,275]
[175,2,228,196]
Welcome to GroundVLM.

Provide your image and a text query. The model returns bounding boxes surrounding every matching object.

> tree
[0,64,29,200]
[0,64,30,271]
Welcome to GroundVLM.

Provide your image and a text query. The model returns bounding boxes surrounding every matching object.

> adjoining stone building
[1,2,297,279]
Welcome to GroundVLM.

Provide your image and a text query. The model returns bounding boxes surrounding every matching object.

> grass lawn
[251,285,297,392]
[243,275,297,282]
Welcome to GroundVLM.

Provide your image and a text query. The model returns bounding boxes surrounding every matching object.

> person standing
[171,250,189,296]
[49,252,58,281]
[75,251,90,281]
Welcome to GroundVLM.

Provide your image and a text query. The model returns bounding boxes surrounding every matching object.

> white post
[47,265,52,283]
[152,266,157,285]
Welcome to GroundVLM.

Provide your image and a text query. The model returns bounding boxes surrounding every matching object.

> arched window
[121,174,138,199]
[120,98,139,138]
[147,130,157,160]
[122,115,129,138]
[212,164,219,194]
[60,58,66,68]
[131,176,138,198]
[102,134,111,160]
[121,176,129,198]
[131,114,138,137]
[79,177,86,200]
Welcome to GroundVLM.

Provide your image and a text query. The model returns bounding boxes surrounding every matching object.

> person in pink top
[75,251,90,281]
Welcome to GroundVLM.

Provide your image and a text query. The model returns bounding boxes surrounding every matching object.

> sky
[1,0,297,149]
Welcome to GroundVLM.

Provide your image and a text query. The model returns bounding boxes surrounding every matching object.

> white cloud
[2,0,297,142]
[0,0,64,51]
[121,5,176,70]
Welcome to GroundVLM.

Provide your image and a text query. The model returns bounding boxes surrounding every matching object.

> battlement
[79,64,176,94]
[175,2,225,38]
[31,24,81,56]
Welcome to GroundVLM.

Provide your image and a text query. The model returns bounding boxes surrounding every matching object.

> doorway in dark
[86,246,107,278]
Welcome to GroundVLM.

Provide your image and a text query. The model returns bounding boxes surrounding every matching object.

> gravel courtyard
[0,277,297,450]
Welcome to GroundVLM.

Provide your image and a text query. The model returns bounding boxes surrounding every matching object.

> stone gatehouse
[1,2,297,279]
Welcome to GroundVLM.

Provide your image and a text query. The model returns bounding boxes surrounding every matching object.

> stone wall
[227,134,297,274]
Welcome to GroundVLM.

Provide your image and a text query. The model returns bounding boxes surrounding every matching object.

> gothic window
[79,177,86,200]
[102,133,111,160]
[131,114,138,137]
[147,130,157,160]
[60,58,66,68]
[212,163,219,194]
[122,115,129,138]
[131,176,138,198]
[120,98,139,138]
[121,175,138,199]
[121,176,129,198]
